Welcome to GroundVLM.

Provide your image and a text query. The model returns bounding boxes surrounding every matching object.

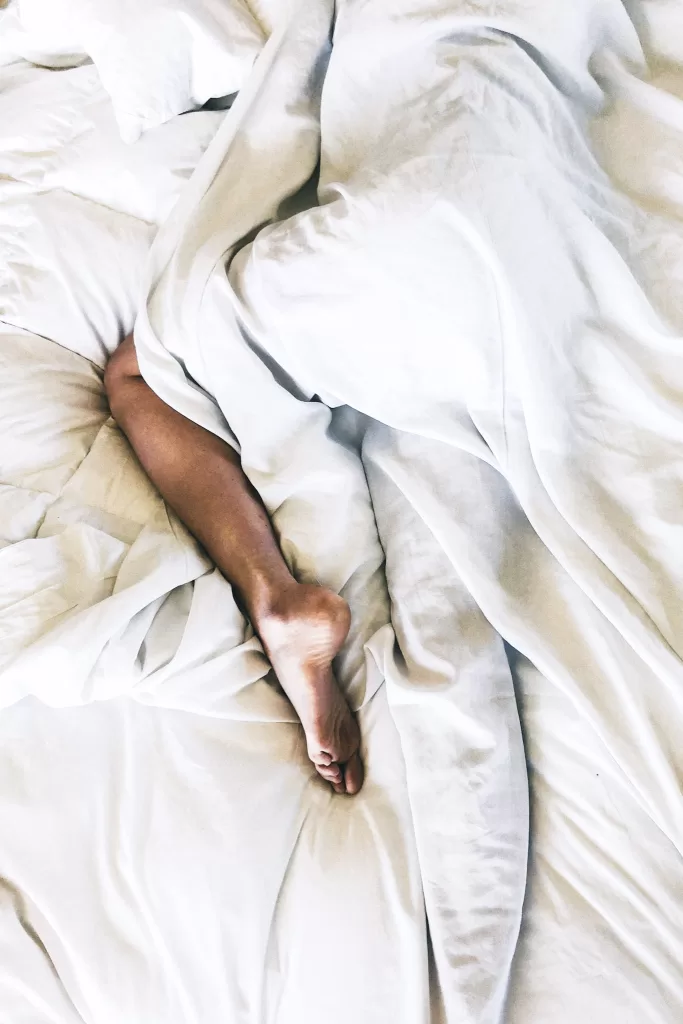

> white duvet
[2,0,683,1021]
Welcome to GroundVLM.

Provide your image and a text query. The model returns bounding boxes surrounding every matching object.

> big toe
[343,750,364,796]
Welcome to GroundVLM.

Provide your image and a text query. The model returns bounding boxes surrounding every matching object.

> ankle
[244,575,300,631]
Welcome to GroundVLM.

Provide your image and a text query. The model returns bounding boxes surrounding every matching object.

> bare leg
[105,334,363,795]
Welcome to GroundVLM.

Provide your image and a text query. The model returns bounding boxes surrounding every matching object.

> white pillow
[11,0,265,142]
[0,63,223,366]
[0,4,87,67]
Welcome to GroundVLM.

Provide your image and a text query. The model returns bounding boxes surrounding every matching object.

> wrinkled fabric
[3,0,683,1020]
[135,0,683,1018]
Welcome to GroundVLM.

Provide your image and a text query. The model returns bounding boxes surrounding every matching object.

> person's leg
[105,334,363,795]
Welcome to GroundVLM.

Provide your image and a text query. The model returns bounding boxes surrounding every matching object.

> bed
[1,0,683,1021]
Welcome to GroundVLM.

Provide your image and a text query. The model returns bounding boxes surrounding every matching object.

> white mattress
[1,1,683,1021]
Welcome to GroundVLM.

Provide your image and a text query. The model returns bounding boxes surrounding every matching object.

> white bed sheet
[0,37,432,1024]
[1,1,683,1022]
[133,0,683,1019]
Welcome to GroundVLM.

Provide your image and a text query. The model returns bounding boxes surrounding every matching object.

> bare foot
[254,583,363,796]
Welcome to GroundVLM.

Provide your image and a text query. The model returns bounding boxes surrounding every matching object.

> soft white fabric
[0,61,222,364]
[0,3,87,67]
[0,52,430,1024]
[0,693,430,1024]
[3,0,683,1021]
[3,0,265,141]
[133,0,683,1018]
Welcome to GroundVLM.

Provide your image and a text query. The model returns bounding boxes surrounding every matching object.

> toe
[312,750,334,767]
[316,764,345,794]
[329,772,346,795]
[343,751,364,796]
[317,763,342,783]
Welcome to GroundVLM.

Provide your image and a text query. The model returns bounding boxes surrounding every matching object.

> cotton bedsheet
[134,0,683,1018]
[1,0,683,1021]
[0,50,435,1024]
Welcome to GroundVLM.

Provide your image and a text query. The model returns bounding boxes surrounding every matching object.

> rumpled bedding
[2,0,683,1021]
[0,52,430,1024]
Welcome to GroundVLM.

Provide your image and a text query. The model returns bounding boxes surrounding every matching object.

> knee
[104,333,141,422]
